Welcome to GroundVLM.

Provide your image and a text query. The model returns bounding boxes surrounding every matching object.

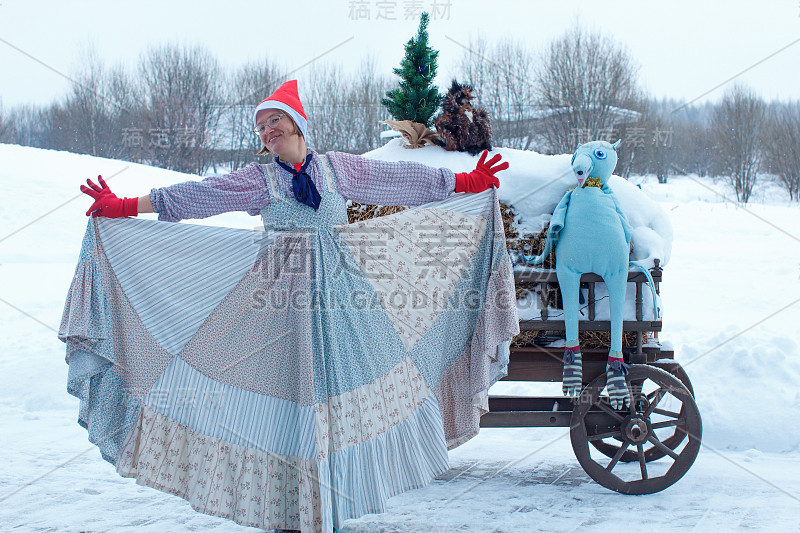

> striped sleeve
[149,162,271,222]
[325,151,456,207]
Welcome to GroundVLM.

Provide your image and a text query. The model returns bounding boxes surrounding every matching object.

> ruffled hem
[437,258,520,450]
[469,258,519,410]
[117,404,328,532]
[328,394,449,524]
[58,260,109,347]
[116,398,449,533]
[66,352,141,464]
[59,222,141,464]
[58,262,140,464]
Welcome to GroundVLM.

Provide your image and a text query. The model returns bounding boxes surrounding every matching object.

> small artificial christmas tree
[381,12,442,128]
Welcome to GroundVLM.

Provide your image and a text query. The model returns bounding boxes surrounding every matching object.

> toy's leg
[562,346,583,398]
[605,272,630,410]
[557,268,582,397]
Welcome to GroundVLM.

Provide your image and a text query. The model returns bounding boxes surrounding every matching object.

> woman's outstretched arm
[138,195,154,214]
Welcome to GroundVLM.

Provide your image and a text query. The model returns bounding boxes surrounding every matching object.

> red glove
[454,150,508,193]
[80,175,139,218]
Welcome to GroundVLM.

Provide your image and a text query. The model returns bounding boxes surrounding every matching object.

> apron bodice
[259,154,348,231]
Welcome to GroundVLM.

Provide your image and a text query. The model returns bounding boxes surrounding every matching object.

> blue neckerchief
[275,153,321,211]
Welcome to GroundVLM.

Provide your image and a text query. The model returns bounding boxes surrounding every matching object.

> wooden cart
[480,261,702,495]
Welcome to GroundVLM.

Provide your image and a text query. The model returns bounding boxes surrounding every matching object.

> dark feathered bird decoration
[433,80,493,155]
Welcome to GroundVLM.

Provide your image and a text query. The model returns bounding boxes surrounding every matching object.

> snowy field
[1,143,799,532]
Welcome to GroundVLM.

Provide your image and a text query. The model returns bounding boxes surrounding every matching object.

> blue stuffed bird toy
[524,140,659,409]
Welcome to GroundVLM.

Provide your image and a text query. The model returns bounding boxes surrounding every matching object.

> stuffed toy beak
[572,154,593,187]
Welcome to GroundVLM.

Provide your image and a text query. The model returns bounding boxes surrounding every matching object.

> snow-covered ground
[1,144,799,531]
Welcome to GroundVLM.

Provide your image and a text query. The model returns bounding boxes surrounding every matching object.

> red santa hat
[252,80,308,139]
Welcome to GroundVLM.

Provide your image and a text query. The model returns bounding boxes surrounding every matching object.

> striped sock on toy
[606,352,631,410]
[562,346,583,397]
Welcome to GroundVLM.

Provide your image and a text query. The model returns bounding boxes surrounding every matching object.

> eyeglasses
[254,113,286,135]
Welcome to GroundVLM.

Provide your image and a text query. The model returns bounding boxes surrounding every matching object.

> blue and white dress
[59,151,519,532]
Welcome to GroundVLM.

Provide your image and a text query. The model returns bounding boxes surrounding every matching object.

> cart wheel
[570,365,702,494]
[651,361,695,396]
[589,362,694,463]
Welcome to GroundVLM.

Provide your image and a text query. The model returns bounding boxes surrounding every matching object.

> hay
[347,202,406,224]
[511,329,646,349]
[580,330,642,350]
[500,202,556,269]
[510,330,541,347]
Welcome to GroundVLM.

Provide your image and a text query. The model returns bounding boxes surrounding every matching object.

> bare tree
[454,35,491,100]
[671,117,714,178]
[763,102,800,201]
[4,105,49,147]
[65,54,109,156]
[137,44,224,175]
[0,99,12,143]
[453,36,538,150]
[302,58,393,154]
[105,64,144,162]
[624,110,674,183]
[534,25,646,154]
[347,55,394,153]
[662,99,715,178]
[49,51,135,159]
[303,62,348,153]
[224,59,284,170]
[2,49,140,160]
[711,84,766,203]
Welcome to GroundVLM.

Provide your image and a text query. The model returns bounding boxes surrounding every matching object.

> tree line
[0,46,393,177]
[1,26,798,202]
[454,27,799,203]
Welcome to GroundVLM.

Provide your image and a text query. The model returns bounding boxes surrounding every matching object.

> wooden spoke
[637,444,648,479]
[587,430,623,442]
[605,441,631,472]
[647,434,680,460]
[650,419,684,430]
[652,408,681,419]
[595,400,626,422]
[644,388,667,417]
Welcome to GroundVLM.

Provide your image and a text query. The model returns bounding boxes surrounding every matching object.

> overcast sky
[1,0,799,110]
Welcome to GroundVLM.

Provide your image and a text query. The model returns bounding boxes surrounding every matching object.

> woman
[65,80,519,533]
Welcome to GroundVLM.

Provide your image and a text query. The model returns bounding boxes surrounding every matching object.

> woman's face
[256,109,301,156]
